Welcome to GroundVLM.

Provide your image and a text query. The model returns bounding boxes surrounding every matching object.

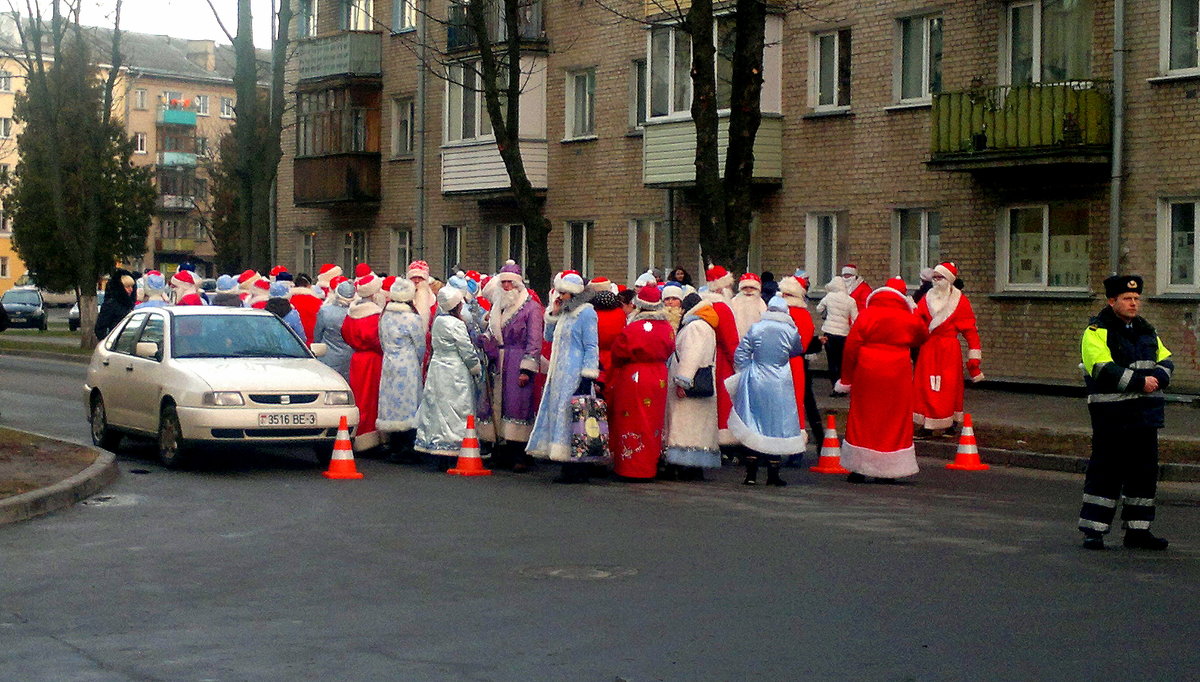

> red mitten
[967,358,984,383]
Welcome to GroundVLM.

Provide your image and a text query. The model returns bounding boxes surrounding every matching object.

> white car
[84,306,359,468]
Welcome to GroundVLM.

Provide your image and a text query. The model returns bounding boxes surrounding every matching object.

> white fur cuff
[834,380,852,394]
[967,349,982,360]
[580,367,600,380]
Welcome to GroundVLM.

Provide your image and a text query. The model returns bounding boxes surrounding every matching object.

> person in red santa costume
[836,276,929,483]
[314,263,342,299]
[607,285,675,481]
[341,274,386,452]
[912,262,983,435]
[247,278,272,309]
[841,263,872,312]
[169,270,206,306]
[288,274,324,343]
[236,269,262,305]
[730,272,767,339]
[588,276,626,391]
[700,264,741,449]
[778,271,818,445]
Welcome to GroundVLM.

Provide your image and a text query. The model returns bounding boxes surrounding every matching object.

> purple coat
[482,294,544,442]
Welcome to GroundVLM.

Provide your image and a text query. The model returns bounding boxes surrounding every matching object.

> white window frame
[565,67,597,140]
[0,256,8,278]
[0,70,12,92]
[393,0,417,32]
[220,97,235,118]
[629,58,647,130]
[1157,197,1200,294]
[443,225,462,277]
[195,94,209,116]
[494,223,527,272]
[565,220,594,277]
[996,204,1090,292]
[894,14,942,104]
[646,24,693,120]
[391,97,414,156]
[133,131,147,153]
[1004,1,1041,85]
[804,212,844,294]
[892,208,942,286]
[343,230,368,275]
[163,90,183,106]
[390,228,412,275]
[342,0,372,31]
[1161,0,1200,76]
[299,232,316,275]
[445,61,492,144]
[134,88,147,110]
[627,217,669,285]
[298,0,318,38]
[0,117,11,139]
[810,29,851,111]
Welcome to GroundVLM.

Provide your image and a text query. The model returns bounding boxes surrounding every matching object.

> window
[0,200,10,232]
[0,118,10,139]
[390,228,411,275]
[0,70,12,92]
[193,177,208,199]
[1006,0,1094,84]
[163,90,183,105]
[298,0,318,37]
[895,209,942,284]
[1159,199,1200,292]
[805,212,849,292]
[111,313,148,354]
[393,0,416,31]
[194,220,206,240]
[296,88,381,155]
[628,218,669,285]
[299,232,316,274]
[1165,0,1200,73]
[812,29,852,109]
[896,15,942,102]
[566,68,596,139]
[196,136,210,157]
[220,97,235,118]
[133,132,147,153]
[565,220,594,276]
[443,226,462,277]
[390,97,414,156]
[341,0,372,31]
[195,94,209,115]
[134,88,147,109]
[0,256,7,278]
[446,62,491,142]
[630,59,647,129]
[648,25,691,117]
[494,224,526,271]
[1001,204,1089,290]
[343,230,368,275]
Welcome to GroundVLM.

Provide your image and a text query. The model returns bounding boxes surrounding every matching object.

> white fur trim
[833,380,851,394]
[866,286,914,310]
[580,367,600,379]
[779,276,808,298]
[352,428,383,452]
[926,287,962,330]
[519,355,539,373]
[934,264,957,282]
[555,279,585,295]
[726,402,808,455]
[971,373,986,383]
[967,349,982,360]
[718,428,737,446]
[347,300,382,319]
[913,412,955,430]
[376,418,416,432]
[706,273,734,292]
[840,441,919,478]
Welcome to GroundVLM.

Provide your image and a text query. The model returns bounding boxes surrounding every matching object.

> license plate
[258,412,317,426]
[10,317,25,322]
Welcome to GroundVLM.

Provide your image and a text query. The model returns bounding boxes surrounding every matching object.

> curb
[0,449,119,525]
[0,348,91,364]
[915,440,1200,482]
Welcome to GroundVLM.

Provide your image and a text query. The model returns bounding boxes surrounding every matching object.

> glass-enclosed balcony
[297,31,382,83]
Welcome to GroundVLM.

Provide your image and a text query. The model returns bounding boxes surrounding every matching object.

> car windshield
[2,290,40,306]
[171,314,311,359]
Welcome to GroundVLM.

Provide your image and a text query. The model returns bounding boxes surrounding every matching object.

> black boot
[1123,529,1169,551]
[766,463,787,487]
[553,462,586,484]
[743,457,758,486]
[846,472,866,484]
[1082,530,1106,551]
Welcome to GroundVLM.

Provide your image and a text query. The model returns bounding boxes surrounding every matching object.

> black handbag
[684,365,715,398]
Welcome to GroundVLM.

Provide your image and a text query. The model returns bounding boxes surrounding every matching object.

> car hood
[175,357,349,392]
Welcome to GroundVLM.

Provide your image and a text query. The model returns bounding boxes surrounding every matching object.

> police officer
[1078,275,1173,551]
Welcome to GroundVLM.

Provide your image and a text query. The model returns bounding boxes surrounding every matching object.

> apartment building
[0,19,250,292]
[275,0,1199,391]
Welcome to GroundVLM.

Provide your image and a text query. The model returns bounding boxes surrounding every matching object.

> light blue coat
[314,302,353,381]
[526,301,600,462]
[725,310,807,455]
[414,313,482,456]
[376,304,426,432]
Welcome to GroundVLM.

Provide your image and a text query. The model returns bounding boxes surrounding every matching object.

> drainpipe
[1108,0,1125,276]
[415,0,428,260]
[665,188,674,270]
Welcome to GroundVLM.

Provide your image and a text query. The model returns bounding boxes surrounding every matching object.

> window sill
[1147,71,1200,85]
[1150,292,1200,302]
[390,27,416,35]
[988,290,1096,301]
[561,135,598,144]
[388,154,415,162]
[884,100,932,112]
[803,108,853,120]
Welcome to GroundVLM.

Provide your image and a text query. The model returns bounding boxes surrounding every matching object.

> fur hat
[634,269,657,288]
[215,274,238,293]
[738,272,762,291]
[269,265,288,279]
[143,272,166,292]
[388,276,416,303]
[933,262,959,282]
[170,270,198,289]
[275,271,294,283]
[841,264,859,277]
[317,264,342,285]
[334,279,356,303]
[1104,274,1143,299]
[269,281,290,298]
[705,264,734,291]
[356,274,382,298]
[354,263,373,278]
[661,281,685,301]
[437,284,464,312]
[329,275,349,290]
[634,284,663,311]
[237,269,262,291]
[779,275,808,298]
[253,278,271,294]
[866,276,914,309]
[555,272,586,295]
[767,294,788,312]
[407,260,431,280]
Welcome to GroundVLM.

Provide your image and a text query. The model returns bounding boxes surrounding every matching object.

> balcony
[156,238,196,252]
[293,152,381,206]
[158,151,197,167]
[297,31,382,83]
[446,0,544,50]
[929,81,1112,172]
[441,140,547,194]
[157,194,194,212]
[157,107,197,127]
[642,114,783,187]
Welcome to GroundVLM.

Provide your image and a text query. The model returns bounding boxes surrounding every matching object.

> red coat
[912,290,982,429]
[841,294,928,475]
[848,281,871,311]
[595,306,627,386]
[710,300,740,445]
[289,288,324,344]
[607,316,675,479]
[785,304,816,431]
[341,304,384,451]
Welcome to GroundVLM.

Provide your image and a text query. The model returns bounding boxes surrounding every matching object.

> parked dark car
[1,287,49,331]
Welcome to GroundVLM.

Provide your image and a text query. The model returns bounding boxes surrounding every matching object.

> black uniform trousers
[1078,412,1159,534]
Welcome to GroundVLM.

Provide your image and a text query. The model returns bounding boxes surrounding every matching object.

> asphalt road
[2,356,1200,681]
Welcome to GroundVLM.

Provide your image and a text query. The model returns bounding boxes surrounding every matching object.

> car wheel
[157,404,192,469]
[69,321,79,332]
[39,319,47,331]
[313,441,335,468]
[89,395,122,451]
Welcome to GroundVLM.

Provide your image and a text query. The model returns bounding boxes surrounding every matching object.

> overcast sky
[77,0,277,48]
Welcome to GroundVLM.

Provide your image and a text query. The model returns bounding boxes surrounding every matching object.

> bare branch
[203,0,236,43]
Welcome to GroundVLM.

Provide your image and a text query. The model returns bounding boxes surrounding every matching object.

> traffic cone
[946,413,989,471]
[322,415,364,480]
[810,413,850,474]
[448,415,492,477]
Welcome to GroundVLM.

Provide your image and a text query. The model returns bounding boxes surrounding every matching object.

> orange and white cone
[323,415,364,480]
[448,415,492,477]
[946,413,989,471]
[810,413,850,474]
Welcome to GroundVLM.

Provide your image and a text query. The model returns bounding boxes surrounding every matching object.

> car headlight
[325,390,353,405]
[202,391,244,406]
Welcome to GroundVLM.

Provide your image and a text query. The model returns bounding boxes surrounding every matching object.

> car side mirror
[309,342,328,358]
[135,341,159,359]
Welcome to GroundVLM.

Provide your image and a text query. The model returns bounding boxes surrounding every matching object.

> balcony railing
[298,31,382,82]
[157,194,194,212]
[930,81,1112,169]
[158,151,197,167]
[293,152,381,205]
[155,238,196,252]
[447,0,544,50]
[157,107,197,126]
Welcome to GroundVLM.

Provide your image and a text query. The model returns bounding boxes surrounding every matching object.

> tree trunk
[721,0,765,273]
[686,0,727,270]
[233,0,259,270]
